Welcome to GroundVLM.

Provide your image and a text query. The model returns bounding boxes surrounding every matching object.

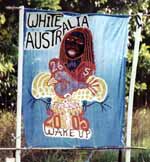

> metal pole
[118,149,122,162]
[16,6,24,162]
[125,14,142,162]
[0,146,147,151]
[85,150,95,162]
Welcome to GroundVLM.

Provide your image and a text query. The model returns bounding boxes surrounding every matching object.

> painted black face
[65,32,85,60]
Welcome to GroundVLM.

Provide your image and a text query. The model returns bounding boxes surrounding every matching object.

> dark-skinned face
[65,32,85,60]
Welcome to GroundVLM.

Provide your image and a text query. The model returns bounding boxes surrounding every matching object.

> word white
[24,12,89,49]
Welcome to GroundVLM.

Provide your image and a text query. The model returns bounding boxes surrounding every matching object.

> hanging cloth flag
[22,8,129,148]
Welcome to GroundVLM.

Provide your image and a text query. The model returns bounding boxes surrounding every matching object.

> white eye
[76,40,84,45]
[66,38,74,42]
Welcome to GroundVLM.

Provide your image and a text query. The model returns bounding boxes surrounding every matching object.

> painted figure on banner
[31,27,107,139]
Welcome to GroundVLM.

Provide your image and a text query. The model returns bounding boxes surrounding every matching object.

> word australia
[24,12,89,50]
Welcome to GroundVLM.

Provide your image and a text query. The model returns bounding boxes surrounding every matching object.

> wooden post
[125,14,142,162]
[16,6,24,162]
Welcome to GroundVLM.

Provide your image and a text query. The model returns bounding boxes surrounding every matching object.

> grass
[131,150,150,162]
[132,108,150,148]
[0,108,150,161]
[0,110,16,162]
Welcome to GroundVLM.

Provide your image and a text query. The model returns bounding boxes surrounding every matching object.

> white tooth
[68,49,75,56]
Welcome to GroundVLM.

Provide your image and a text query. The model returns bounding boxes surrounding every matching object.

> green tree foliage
[0,0,150,110]
[27,0,61,10]
[0,1,19,110]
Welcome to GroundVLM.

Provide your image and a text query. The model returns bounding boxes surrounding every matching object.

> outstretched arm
[71,75,108,103]
[31,72,56,99]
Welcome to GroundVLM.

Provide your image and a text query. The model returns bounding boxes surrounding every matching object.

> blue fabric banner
[22,8,129,148]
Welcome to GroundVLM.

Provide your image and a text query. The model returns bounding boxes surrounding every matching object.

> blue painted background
[22,8,129,148]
